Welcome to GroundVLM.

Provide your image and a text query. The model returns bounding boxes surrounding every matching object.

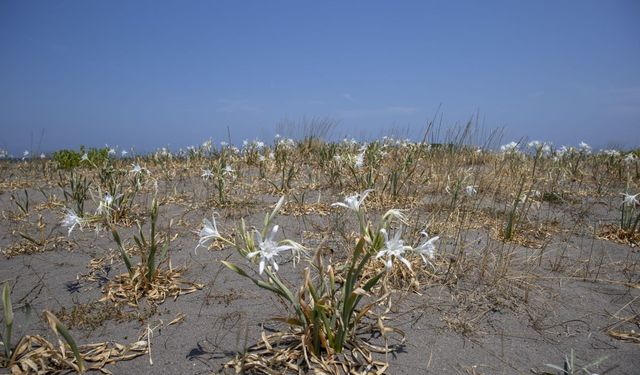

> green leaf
[111,227,133,275]
[221,260,250,277]
[2,283,13,359]
[2,283,13,326]
[44,311,85,373]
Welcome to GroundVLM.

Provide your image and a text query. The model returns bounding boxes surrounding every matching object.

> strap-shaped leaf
[111,227,133,275]
[44,311,85,373]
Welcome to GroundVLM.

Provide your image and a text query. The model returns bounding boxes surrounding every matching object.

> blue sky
[1,1,639,154]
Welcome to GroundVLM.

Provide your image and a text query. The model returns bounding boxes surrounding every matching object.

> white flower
[354,149,365,168]
[195,214,222,253]
[103,193,114,206]
[528,140,541,149]
[61,209,85,236]
[201,168,214,179]
[223,165,234,175]
[247,225,294,274]
[382,209,406,223]
[130,163,146,174]
[376,227,413,271]
[39,153,45,159]
[578,141,592,154]
[258,155,266,162]
[331,189,373,213]
[500,142,519,153]
[23,150,29,157]
[108,148,116,156]
[624,154,637,163]
[96,192,120,215]
[465,185,478,196]
[414,231,439,265]
[621,193,639,206]
[601,149,620,157]
[81,153,89,162]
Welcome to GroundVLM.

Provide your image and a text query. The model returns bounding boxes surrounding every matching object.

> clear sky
[1,1,639,154]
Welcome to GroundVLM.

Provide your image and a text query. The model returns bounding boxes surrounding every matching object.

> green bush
[85,146,109,166]
[52,149,81,169]
[52,146,110,170]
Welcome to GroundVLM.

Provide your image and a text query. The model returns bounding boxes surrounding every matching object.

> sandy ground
[1,158,639,375]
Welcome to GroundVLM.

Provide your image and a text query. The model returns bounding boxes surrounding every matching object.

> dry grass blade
[100,265,203,307]
[224,325,400,375]
[598,224,640,247]
[1,236,72,258]
[2,335,147,375]
[607,330,640,344]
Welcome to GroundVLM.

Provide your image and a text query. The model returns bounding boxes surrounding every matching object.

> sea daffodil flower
[414,231,439,265]
[376,227,413,271]
[130,163,147,174]
[621,193,639,206]
[331,189,373,213]
[247,225,294,274]
[61,209,85,236]
[201,169,214,180]
[195,214,222,253]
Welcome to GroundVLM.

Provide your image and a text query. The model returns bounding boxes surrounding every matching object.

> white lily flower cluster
[578,141,592,155]
[61,208,86,236]
[153,147,173,161]
[130,163,148,175]
[332,189,440,272]
[554,142,593,159]
[354,149,365,168]
[195,214,222,254]
[242,139,266,152]
[223,165,234,176]
[600,149,621,157]
[527,141,553,157]
[196,197,303,275]
[201,168,214,180]
[376,227,439,271]
[276,137,296,149]
[500,141,520,154]
[247,225,296,274]
[465,185,478,196]
[621,193,639,207]
[351,144,368,169]
[201,138,213,152]
[331,189,373,212]
[96,192,122,216]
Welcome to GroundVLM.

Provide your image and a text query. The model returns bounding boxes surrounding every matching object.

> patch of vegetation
[52,146,110,169]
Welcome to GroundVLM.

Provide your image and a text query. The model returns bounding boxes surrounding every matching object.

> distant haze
[1,1,639,155]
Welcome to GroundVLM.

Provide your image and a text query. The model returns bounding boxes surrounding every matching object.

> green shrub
[52,146,110,170]
[85,146,109,166]
[52,149,81,169]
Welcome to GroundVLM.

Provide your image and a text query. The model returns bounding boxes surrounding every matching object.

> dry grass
[1,135,639,373]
